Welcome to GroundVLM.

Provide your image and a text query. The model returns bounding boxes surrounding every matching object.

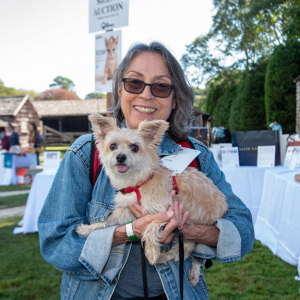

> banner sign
[95,30,122,93]
[89,0,129,33]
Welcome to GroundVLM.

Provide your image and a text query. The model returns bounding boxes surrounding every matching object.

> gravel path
[0,206,26,218]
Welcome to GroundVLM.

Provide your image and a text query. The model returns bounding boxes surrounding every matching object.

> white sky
[0,0,214,99]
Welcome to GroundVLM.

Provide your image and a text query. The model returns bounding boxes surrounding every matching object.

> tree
[265,40,300,133]
[49,76,75,91]
[239,57,268,131]
[85,92,106,99]
[182,0,300,84]
[0,80,38,97]
[35,88,79,100]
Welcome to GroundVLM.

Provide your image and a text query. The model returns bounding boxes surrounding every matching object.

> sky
[0,0,214,99]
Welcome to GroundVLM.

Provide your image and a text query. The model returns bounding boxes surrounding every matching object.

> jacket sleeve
[38,143,125,281]
[192,144,255,262]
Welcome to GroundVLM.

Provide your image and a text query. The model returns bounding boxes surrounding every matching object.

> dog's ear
[88,113,117,140]
[138,120,169,145]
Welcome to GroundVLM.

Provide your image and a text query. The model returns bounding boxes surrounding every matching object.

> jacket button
[112,278,118,284]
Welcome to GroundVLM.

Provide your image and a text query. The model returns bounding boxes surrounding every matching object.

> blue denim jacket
[38,133,254,300]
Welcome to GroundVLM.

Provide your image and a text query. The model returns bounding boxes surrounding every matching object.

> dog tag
[160,147,200,175]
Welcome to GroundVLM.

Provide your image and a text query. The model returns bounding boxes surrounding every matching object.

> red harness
[119,174,154,204]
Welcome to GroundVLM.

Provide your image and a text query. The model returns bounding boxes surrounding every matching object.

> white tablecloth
[221,166,275,224]
[255,167,300,276]
[13,171,56,234]
[0,153,38,185]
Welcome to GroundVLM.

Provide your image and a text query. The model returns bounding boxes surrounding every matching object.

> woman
[1,123,20,151]
[38,42,254,299]
[28,122,43,164]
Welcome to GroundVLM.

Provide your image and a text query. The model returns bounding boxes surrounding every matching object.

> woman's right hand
[112,210,175,247]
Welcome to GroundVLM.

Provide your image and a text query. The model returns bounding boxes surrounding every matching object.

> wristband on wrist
[126,221,140,241]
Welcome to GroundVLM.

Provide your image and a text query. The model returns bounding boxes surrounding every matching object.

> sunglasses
[122,78,174,98]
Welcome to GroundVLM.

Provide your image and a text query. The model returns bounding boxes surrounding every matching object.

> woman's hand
[170,190,220,247]
[130,190,189,244]
[113,210,175,246]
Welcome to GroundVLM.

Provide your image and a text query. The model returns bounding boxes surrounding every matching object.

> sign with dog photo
[89,0,129,33]
[95,30,122,93]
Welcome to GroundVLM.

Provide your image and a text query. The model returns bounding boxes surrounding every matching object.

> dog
[76,113,228,286]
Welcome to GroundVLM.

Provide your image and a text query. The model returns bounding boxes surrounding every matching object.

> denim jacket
[38,133,254,300]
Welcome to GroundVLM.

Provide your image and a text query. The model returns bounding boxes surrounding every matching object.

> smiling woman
[38,41,254,300]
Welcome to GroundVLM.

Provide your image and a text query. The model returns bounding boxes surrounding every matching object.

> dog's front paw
[76,224,93,236]
[188,260,202,287]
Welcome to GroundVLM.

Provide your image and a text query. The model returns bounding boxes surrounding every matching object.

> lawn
[0,187,299,299]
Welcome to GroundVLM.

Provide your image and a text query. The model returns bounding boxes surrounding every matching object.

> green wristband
[125,221,140,241]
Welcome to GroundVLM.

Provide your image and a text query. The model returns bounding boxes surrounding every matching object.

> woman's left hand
[158,190,189,244]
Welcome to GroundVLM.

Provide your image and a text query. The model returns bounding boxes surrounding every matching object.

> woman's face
[119,52,176,129]
[29,124,34,132]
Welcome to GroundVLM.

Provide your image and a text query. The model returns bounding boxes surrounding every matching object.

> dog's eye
[110,143,118,151]
[129,144,139,153]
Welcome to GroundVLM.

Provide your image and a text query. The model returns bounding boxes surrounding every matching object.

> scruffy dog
[76,113,228,286]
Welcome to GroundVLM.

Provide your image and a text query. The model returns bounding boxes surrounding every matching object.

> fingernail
[167,211,174,217]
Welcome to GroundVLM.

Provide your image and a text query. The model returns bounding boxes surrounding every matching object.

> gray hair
[111,42,194,141]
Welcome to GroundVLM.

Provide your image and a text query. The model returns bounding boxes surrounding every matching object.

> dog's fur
[76,113,228,286]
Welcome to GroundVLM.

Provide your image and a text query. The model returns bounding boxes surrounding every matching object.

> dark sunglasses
[122,78,175,98]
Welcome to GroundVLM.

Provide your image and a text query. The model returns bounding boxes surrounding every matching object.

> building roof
[32,99,108,117]
[0,95,29,116]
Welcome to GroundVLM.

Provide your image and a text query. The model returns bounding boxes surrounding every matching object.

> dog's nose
[116,154,126,163]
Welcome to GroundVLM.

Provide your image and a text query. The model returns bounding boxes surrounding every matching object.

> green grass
[0,185,31,192]
[0,193,28,209]
[205,240,300,299]
[0,217,62,300]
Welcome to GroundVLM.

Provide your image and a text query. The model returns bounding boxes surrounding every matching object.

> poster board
[95,30,122,93]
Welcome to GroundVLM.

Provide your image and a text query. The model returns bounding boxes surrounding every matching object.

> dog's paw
[188,260,202,287]
[76,224,93,236]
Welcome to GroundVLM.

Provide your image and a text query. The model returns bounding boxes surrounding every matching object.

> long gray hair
[111,42,194,141]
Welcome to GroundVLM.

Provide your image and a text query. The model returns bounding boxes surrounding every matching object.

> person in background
[269,121,282,131]
[28,122,43,165]
[38,42,254,300]
[0,123,20,151]
[214,126,224,144]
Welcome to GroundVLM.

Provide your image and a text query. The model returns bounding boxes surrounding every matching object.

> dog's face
[89,113,169,189]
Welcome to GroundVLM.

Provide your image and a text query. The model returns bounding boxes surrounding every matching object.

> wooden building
[32,98,107,145]
[0,95,40,146]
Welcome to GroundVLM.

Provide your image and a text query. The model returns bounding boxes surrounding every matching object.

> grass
[0,193,28,209]
[0,185,31,192]
[0,186,299,299]
[205,241,300,299]
[0,217,62,300]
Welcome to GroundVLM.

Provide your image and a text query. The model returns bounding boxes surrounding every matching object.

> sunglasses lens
[123,78,173,98]
[124,79,144,93]
[152,83,172,97]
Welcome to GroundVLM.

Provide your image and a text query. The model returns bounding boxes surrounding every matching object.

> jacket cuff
[192,219,242,261]
[79,226,126,285]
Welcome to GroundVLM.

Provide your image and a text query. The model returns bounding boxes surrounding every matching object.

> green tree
[239,57,268,131]
[49,76,75,91]
[85,92,106,99]
[0,80,38,97]
[265,40,300,133]
[182,0,300,84]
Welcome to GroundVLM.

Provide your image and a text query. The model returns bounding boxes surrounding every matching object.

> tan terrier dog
[76,113,228,286]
